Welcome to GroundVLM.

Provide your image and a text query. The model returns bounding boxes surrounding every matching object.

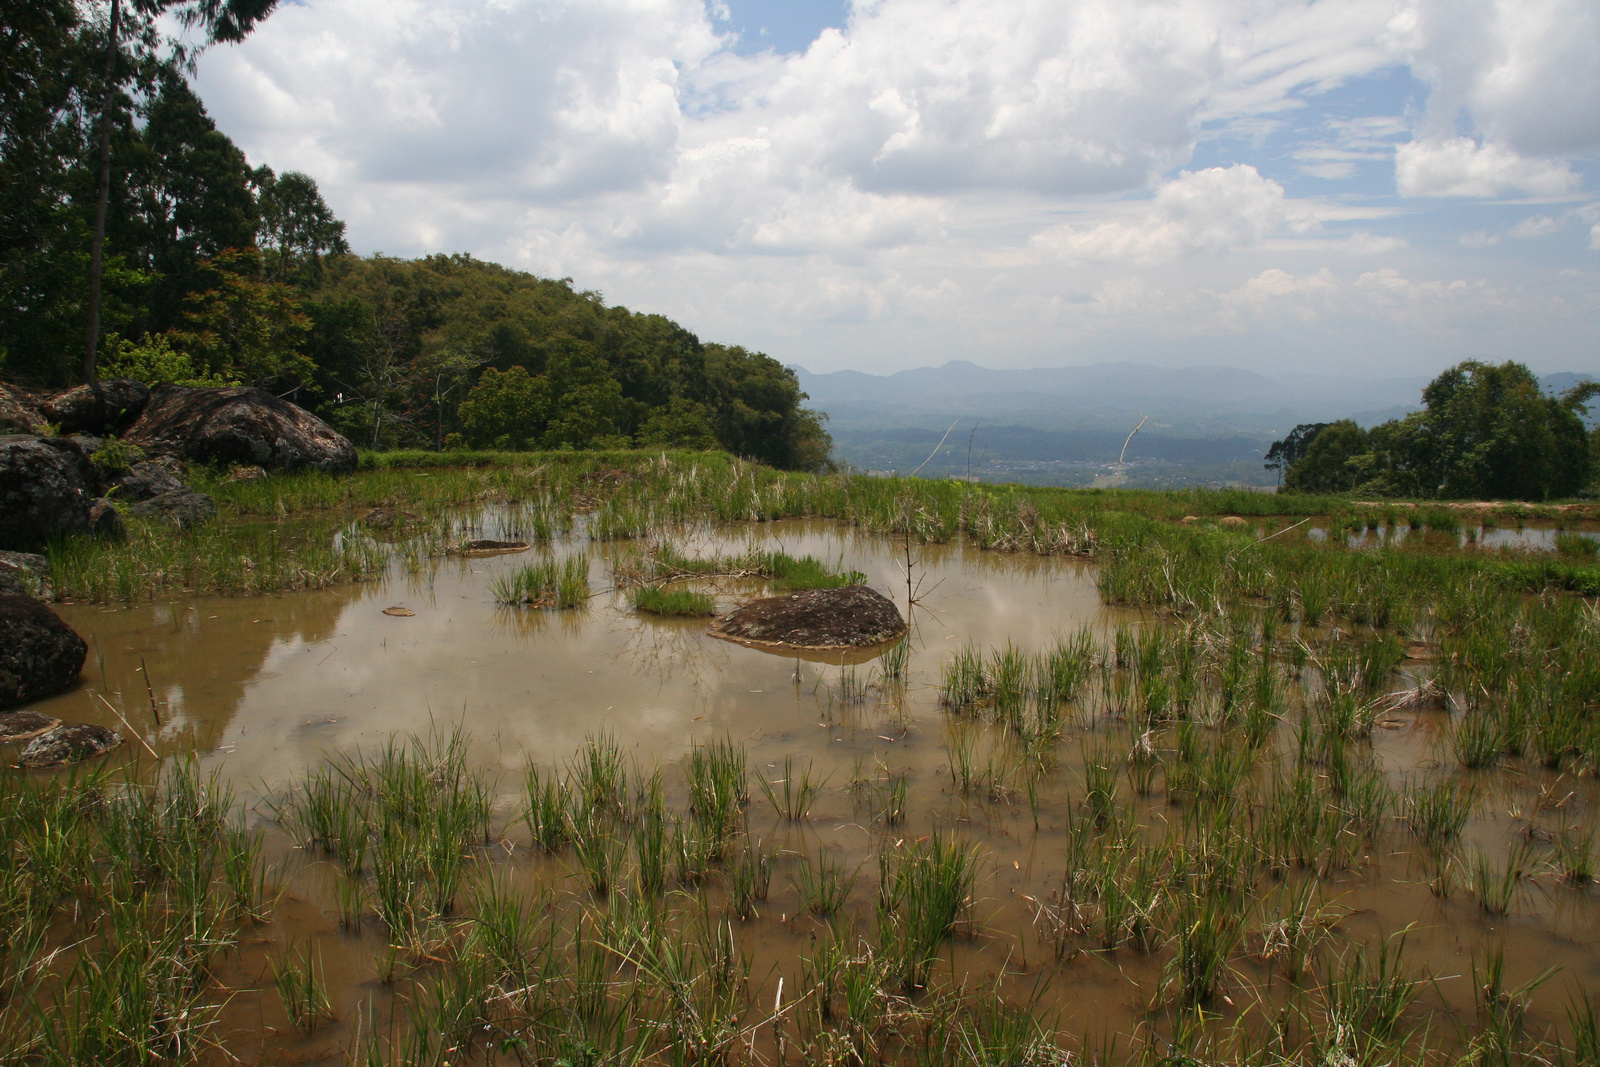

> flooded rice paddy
[10,506,1600,1065]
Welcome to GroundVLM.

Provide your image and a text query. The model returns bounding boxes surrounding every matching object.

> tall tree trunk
[83,0,122,386]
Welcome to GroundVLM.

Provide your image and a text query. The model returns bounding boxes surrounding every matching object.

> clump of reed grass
[629,585,715,616]
[876,832,978,990]
[490,555,589,607]
[686,738,747,856]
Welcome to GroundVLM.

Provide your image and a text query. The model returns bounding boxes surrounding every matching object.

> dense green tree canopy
[1271,361,1593,501]
[1281,420,1370,494]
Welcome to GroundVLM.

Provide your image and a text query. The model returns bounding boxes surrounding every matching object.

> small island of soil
[709,585,907,652]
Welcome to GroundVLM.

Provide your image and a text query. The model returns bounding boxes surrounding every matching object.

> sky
[191,0,1600,379]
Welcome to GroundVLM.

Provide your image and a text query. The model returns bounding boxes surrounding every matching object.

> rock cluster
[0,380,355,548]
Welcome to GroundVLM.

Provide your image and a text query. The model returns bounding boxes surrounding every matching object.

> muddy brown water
[16,515,1600,1062]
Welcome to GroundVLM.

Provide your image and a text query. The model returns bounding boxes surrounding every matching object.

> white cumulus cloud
[1031,165,1293,264]
[1394,137,1580,198]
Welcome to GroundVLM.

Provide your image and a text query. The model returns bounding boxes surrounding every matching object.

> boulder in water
[18,723,122,767]
[0,593,88,708]
[125,384,356,474]
[710,585,906,651]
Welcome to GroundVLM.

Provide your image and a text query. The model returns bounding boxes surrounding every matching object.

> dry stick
[908,419,960,478]
[94,691,159,760]
[139,654,161,726]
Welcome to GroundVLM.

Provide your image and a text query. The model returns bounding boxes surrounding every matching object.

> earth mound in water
[709,585,906,651]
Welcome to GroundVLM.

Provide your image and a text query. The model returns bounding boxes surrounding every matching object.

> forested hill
[285,255,832,471]
[0,2,830,470]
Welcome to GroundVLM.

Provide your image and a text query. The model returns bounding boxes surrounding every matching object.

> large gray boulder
[125,384,356,474]
[40,378,150,434]
[0,435,96,551]
[0,593,87,708]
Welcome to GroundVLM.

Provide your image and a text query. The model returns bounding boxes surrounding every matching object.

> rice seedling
[572,731,630,821]
[673,815,716,884]
[1451,710,1506,769]
[1566,990,1600,1067]
[1553,823,1596,883]
[523,765,572,851]
[952,998,1067,1067]
[570,808,627,897]
[335,869,366,929]
[1081,745,1120,828]
[634,808,671,896]
[628,584,715,616]
[793,852,861,919]
[1469,840,1534,915]
[1405,778,1474,850]
[1257,877,1333,982]
[877,636,911,685]
[1469,949,1558,1066]
[1322,934,1420,1051]
[726,837,772,920]
[876,769,909,826]
[1166,892,1244,1005]
[273,942,335,1034]
[757,755,828,821]
[939,644,987,708]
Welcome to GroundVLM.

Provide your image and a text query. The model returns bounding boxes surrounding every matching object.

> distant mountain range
[792,360,1592,488]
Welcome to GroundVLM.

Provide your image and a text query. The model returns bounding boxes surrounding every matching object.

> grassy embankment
[42,448,1600,603]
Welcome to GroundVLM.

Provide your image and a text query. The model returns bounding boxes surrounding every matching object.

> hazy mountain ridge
[792,360,1431,436]
[794,361,1593,487]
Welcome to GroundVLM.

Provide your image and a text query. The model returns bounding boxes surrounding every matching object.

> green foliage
[1282,420,1369,494]
[101,331,233,387]
[89,435,145,476]
[1279,361,1592,501]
